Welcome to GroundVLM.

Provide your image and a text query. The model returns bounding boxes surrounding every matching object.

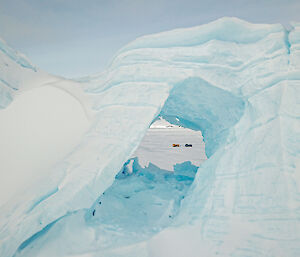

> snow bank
[0,17,299,257]
[0,85,90,206]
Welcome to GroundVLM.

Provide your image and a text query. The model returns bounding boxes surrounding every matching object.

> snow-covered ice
[0,17,300,257]
[132,118,207,170]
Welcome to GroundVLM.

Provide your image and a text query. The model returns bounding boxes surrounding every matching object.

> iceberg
[0,17,299,257]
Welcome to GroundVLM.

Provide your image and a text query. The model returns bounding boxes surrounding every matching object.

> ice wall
[0,17,299,257]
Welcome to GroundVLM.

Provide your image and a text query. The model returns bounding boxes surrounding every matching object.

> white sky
[0,0,299,78]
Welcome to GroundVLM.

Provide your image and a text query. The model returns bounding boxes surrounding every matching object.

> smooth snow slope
[0,37,92,254]
[0,38,92,206]
[0,17,300,257]
[0,86,90,205]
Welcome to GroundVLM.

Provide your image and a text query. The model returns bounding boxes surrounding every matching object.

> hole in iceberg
[87,157,200,234]
[14,77,246,256]
[86,116,207,236]
[85,77,245,242]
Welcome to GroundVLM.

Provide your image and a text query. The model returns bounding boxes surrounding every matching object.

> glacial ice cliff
[0,17,299,257]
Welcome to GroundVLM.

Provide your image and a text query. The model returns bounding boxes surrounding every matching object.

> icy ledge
[0,17,299,257]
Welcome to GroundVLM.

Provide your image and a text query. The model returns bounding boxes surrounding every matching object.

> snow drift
[0,17,299,257]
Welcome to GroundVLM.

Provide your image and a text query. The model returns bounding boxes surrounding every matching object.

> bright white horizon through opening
[132,118,207,170]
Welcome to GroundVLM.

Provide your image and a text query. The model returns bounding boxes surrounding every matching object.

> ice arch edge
[160,77,245,157]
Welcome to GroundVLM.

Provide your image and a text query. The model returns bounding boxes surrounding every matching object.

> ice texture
[12,158,199,257]
[0,17,300,257]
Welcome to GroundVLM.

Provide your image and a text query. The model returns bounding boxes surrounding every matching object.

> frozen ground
[133,119,207,170]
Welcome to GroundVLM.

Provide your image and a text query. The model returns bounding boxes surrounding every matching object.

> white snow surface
[0,17,299,257]
[132,119,207,170]
[0,86,90,206]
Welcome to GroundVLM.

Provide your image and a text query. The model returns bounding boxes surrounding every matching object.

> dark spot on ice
[92,210,95,216]
[124,196,130,199]
[169,215,172,218]
[99,201,102,205]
